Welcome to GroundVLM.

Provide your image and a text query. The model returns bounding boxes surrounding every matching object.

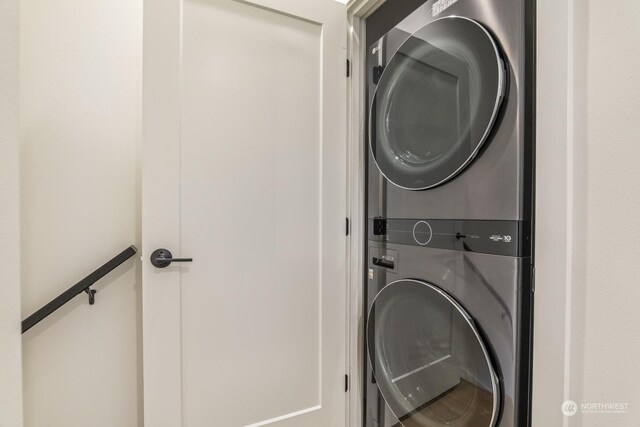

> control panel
[368,218,531,257]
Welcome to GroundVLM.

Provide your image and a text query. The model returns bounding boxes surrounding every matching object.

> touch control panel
[368,218,531,257]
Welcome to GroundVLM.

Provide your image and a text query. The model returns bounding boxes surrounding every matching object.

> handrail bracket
[84,287,97,305]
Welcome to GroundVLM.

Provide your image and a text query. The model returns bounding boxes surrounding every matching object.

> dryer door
[369,16,505,190]
[367,279,500,427]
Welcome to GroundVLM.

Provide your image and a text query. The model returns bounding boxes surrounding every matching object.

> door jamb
[345,1,386,426]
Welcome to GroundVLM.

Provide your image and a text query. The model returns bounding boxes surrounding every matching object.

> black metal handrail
[22,245,138,334]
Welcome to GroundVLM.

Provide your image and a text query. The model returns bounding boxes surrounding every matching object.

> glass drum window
[367,279,500,427]
[369,17,505,190]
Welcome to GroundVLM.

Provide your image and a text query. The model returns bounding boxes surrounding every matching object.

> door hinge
[346,59,351,78]
[346,217,350,236]
[345,374,349,392]
[531,266,536,293]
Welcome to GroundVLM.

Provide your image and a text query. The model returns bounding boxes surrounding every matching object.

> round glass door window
[369,16,506,190]
[367,279,500,427]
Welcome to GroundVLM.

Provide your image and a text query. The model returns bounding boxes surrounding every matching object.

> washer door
[367,279,500,427]
[369,16,505,190]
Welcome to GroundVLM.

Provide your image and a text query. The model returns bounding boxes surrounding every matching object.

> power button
[412,221,433,245]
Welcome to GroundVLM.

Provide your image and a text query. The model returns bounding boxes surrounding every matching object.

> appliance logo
[490,234,512,243]
[432,0,459,16]
[371,45,380,55]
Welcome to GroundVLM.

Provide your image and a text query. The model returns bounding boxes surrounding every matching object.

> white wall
[0,0,24,425]
[534,0,640,425]
[20,0,142,426]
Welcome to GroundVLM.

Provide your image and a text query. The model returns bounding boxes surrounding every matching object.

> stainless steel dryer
[366,0,534,220]
[363,0,535,426]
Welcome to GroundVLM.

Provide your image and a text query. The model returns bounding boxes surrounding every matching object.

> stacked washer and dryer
[364,1,535,427]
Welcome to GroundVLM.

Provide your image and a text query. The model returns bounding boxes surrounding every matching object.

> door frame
[531,0,589,425]
[346,1,588,427]
[345,1,387,426]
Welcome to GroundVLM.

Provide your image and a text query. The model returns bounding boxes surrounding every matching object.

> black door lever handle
[150,248,193,268]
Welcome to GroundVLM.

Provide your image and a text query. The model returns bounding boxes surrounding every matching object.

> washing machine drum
[369,16,506,190]
[367,279,500,427]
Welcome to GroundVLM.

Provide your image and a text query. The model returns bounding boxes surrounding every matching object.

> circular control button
[412,221,433,245]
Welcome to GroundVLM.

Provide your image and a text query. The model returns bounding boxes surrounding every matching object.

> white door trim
[532,0,588,426]
[345,1,386,426]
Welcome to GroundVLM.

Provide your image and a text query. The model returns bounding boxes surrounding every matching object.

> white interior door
[142,0,347,426]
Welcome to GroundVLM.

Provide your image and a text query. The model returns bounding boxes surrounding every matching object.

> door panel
[181,0,321,424]
[142,0,347,426]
